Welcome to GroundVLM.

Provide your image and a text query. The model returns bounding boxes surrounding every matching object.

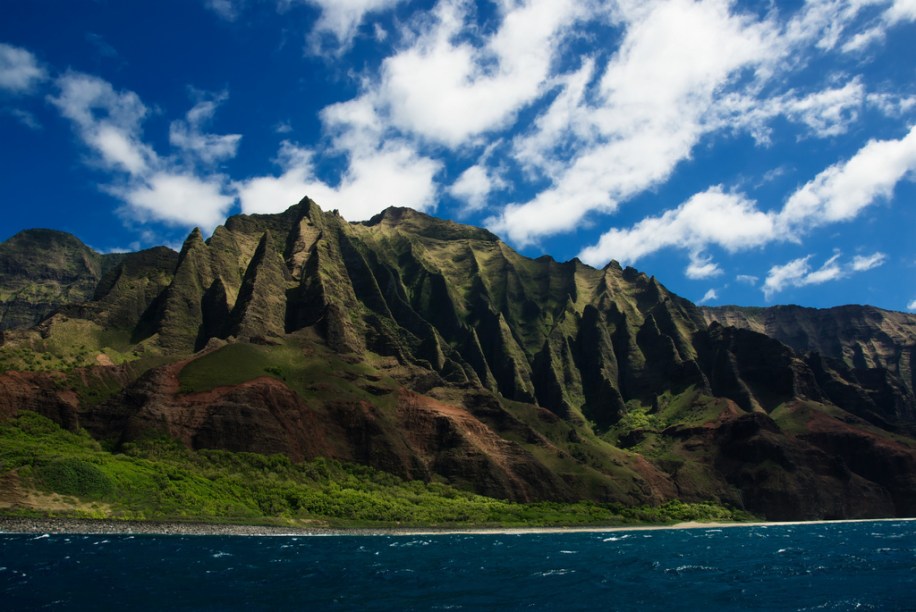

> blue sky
[1,0,914,311]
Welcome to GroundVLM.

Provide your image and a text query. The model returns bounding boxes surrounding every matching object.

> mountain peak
[362,206,500,242]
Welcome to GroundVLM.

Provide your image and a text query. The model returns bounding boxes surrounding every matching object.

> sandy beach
[1,517,912,537]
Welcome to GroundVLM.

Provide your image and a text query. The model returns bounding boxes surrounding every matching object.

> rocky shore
[4,517,911,537]
[0,518,342,536]
[0,517,685,536]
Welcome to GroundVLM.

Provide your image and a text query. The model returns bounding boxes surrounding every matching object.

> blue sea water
[1,520,914,610]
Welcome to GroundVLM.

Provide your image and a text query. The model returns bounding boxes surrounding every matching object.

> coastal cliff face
[1,198,915,520]
[701,305,916,396]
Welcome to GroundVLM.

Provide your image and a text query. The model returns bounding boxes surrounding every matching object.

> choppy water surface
[2,520,914,610]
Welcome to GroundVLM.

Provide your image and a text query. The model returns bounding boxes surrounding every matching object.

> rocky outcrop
[701,305,916,397]
[0,229,124,330]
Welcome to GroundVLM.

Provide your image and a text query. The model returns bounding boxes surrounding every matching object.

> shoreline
[1,516,913,537]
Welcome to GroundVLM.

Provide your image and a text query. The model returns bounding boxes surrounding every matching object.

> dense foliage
[0,412,752,527]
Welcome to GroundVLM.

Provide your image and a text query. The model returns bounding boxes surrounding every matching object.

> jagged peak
[361,206,500,242]
[176,227,207,261]
[602,259,622,272]
[1,228,92,251]
[255,229,272,253]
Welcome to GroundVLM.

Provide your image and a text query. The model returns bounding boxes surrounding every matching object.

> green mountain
[2,198,915,522]
[0,229,125,331]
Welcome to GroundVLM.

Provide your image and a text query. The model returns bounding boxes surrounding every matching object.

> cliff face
[701,305,916,401]
[0,229,124,331]
[1,199,915,520]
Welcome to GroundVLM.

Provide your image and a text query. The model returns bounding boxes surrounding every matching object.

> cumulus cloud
[117,172,235,229]
[50,72,237,231]
[169,92,242,165]
[763,251,887,299]
[234,140,440,221]
[686,252,723,280]
[851,252,887,271]
[701,79,868,146]
[480,0,914,248]
[0,43,46,93]
[736,274,759,286]
[842,0,916,52]
[376,0,582,147]
[204,0,243,21]
[449,165,494,213]
[698,288,719,304]
[50,72,154,176]
[579,187,774,267]
[777,125,916,238]
[579,128,916,275]
[487,0,776,245]
[286,0,408,50]
[908,298,916,311]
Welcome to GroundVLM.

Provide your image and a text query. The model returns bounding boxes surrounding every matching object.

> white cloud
[706,79,868,146]
[842,0,916,52]
[4,108,41,130]
[50,72,154,176]
[287,0,408,49]
[510,58,596,177]
[778,125,916,237]
[233,144,313,215]
[91,124,151,175]
[579,128,916,275]
[866,92,916,117]
[686,252,723,280]
[235,140,440,221]
[736,274,759,286]
[0,43,46,93]
[763,251,887,299]
[449,165,493,213]
[204,0,242,21]
[481,0,914,249]
[169,93,242,165]
[50,72,236,231]
[887,0,916,22]
[802,253,844,285]
[237,0,584,227]
[698,288,719,304]
[851,252,887,271]
[782,80,865,138]
[487,0,776,245]
[908,298,916,311]
[375,0,581,147]
[763,256,814,300]
[783,0,885,53]
[118,172,235,229]
[579,187,774,267]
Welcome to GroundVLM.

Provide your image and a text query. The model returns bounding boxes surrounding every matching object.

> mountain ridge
[1,197,915,520]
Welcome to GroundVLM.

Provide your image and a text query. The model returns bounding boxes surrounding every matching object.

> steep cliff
[0,229,124,331]
[701,305,916,401]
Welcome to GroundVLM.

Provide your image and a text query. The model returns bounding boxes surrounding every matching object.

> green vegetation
[0,412,752,527]
[178,342,398,407]
[0,319,146,374]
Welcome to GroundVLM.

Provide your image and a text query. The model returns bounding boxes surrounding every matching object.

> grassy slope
[0,412,751,528]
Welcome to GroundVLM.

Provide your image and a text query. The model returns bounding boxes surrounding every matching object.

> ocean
[2,520,914,610]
